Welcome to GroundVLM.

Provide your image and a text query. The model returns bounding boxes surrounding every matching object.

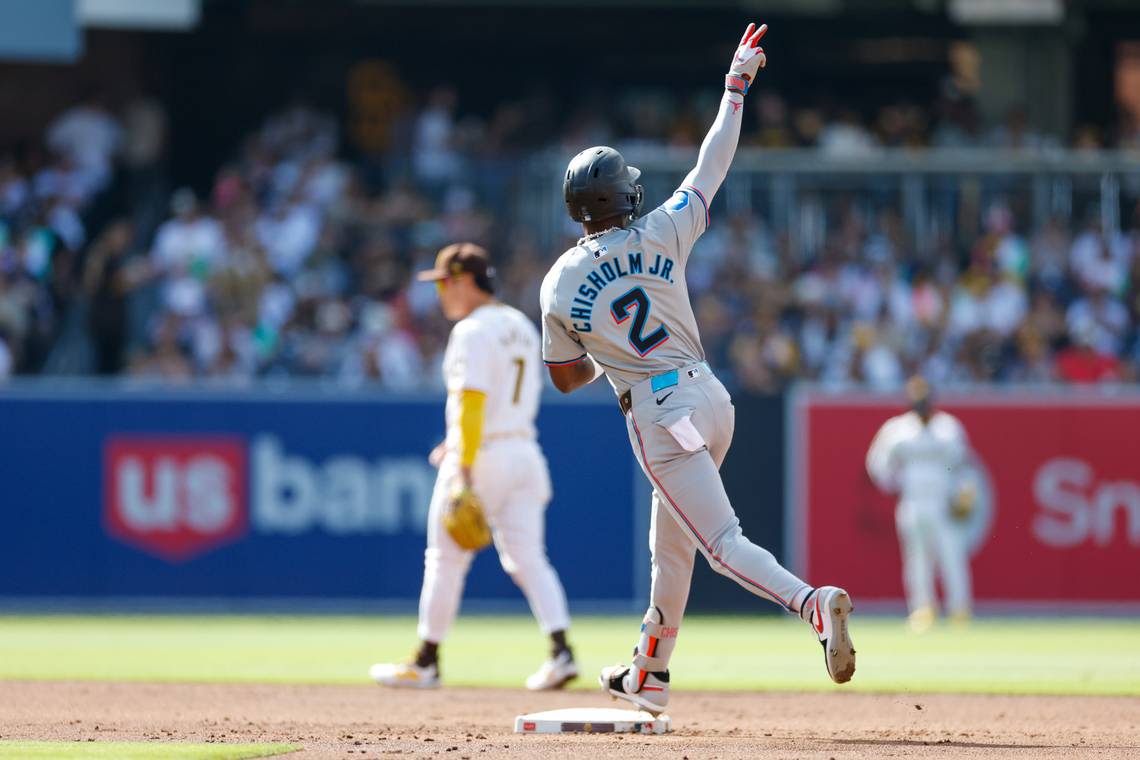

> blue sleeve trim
[684,185,710,228]
[544,354,587,367]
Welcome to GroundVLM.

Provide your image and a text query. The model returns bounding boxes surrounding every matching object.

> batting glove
[726,22,768,95]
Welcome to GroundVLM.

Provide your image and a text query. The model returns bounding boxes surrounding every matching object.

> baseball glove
[950,484,976,522]
[443,487,492,551]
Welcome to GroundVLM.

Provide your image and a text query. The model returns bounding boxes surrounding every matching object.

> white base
[514,707,672,735]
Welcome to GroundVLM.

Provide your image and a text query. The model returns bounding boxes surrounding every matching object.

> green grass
[0,742,297,759]
[0,614,1136,696]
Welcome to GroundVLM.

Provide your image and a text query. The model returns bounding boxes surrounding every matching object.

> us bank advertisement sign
[0,390,636,602]
[789,389,1140,608]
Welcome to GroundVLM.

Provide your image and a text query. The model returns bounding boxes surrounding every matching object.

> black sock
[415,640,439,668]
[550,630,571,658]
[799,587,818,623]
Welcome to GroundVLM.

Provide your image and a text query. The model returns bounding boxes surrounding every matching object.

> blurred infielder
[866,376,976,631]
[371,243,577,690]
[540,23,855,714]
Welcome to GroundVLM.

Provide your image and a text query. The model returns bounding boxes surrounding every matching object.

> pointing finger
[739,23,756,48]
[750,23,768,48]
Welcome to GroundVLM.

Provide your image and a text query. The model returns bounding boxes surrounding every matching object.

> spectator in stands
[1024,288,1067,349]
[819,109,879,156]
[0,154,29,216]
[1070,210,1131,296]
[149,188,226,319]
[130,312,193,382]
[1030,215,1072,293]
[83,220,145,375]
[751,92,795,148]
[255,194,321,277]
[1066,287,1130,356]
[975,204,1028,281]
[1007,323,1054,382]
[6,85,1140,390]
[121,89,170,233]
[931,80,980,148]
[45,88,122,196]
[987,105,1056,151]
[791,106,826,148]
[1055,326,1123,384]
[413,87,463,202]
[875,102,927,148]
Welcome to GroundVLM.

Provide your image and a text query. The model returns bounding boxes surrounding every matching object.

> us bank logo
[103,435,436,562]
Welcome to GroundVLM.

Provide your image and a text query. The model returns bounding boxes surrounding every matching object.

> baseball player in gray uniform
[540,22,856,714]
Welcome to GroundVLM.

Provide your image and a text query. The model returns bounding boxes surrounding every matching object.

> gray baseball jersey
[540,181,813,658]
[540,186,710,393]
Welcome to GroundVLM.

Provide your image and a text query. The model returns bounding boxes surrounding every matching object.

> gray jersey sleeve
[639,185,709,266]
[540,263,587,366]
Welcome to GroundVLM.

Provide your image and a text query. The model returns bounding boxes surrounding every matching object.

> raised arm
[682,23,768,205]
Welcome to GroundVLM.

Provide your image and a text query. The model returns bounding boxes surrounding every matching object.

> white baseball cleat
[599,664,670,715]
[805,586,856,684]
[369,661,440,688]
[525,649,579,691]
[908,605,937,633]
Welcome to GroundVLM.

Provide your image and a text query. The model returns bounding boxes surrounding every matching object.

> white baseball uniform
[866,410,974,616]
[417,302,571,643]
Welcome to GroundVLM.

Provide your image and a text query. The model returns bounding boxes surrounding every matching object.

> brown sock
[414,640,439,668]
[550,630,570,658]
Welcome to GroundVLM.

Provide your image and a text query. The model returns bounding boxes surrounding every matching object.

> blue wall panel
[0,391,638,604]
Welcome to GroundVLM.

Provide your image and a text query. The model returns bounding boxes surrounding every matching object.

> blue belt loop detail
[651,371,679,393]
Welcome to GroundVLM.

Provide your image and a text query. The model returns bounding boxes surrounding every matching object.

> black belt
[618,390,633,415]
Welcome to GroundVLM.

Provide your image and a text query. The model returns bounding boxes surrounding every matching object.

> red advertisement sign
[104,436,248,562]
[790,392,1140,605]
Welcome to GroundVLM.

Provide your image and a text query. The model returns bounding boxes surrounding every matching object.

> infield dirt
[1,681,1137,759]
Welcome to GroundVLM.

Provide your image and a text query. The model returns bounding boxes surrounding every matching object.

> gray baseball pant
[622,366,812,674]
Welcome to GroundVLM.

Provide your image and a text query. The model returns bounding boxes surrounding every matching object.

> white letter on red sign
[1093,483,1140,547]
[118,457,178,530]
[184,456,235,534]
[1032,458,1092,547]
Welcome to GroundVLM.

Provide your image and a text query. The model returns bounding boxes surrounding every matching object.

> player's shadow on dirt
[831,738,1134,751]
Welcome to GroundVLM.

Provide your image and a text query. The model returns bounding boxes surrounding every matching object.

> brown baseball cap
[416,242,494,283]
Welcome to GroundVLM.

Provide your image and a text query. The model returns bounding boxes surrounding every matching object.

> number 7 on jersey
[511,357,525,404]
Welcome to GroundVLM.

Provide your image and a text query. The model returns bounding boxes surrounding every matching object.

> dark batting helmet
[563,146,644,224]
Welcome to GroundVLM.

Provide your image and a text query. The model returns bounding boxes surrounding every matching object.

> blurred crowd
[1,78,1139,391]
[686,202,1140,391]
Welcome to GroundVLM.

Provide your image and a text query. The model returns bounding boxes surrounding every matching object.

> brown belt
[618,390,633,415]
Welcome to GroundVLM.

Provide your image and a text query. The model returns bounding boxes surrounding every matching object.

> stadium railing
[523,148,1140,256]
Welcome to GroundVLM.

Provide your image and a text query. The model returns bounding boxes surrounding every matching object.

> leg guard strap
[633,651,669,672]
[640,618,678,641]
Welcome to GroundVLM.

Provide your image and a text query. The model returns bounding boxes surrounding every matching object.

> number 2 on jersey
[611,287,670,356]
